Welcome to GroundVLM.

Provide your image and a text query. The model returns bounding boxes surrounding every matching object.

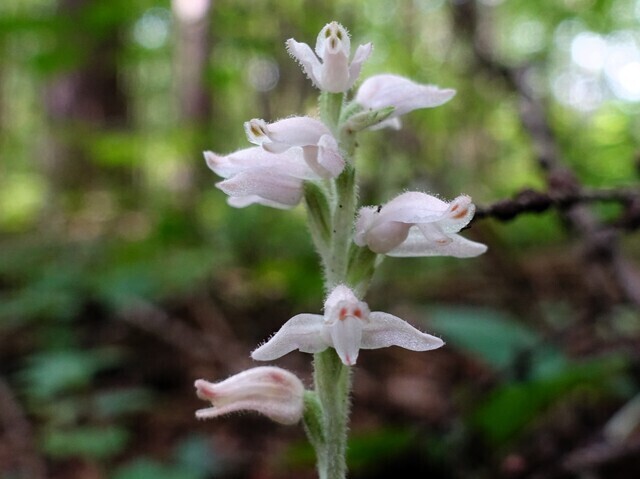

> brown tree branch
[473,187,640,231]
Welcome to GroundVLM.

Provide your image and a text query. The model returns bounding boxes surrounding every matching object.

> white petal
[194,368,304,425]
[361,220,411,254]
[205,147,314,180]
[227,195,294,210]
[314,22,351,92]
[438,195,476,233]
[388,228,488,258]
[251,314,327,361]
[324,284,360,314]
[356,74,455,117]
[315,134,345,178]
[216,169,304,207]
[362,312,444,351]
[286,39,322,88]
[315,22,351,59]
[354,206,377,247]
[325,315,363,366]
[204,147,275,178]
[196,399,302,425]
[244,118,270,147]
[377,191,449,225]
[347,42,373,90]
[265,116,330,147]
[319,52,350,92]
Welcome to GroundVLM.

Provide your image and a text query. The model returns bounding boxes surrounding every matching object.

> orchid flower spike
[354,74,456,130]
[204,146,324,209]
[355,192,488,257]
[194,366,305,425]
[252,285,444,366]
[245,117,344,178]
[286,21,372,93]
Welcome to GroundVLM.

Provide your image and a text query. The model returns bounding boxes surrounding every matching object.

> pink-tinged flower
[204,146,322,209]
[245,117,344,178]
[354,74,456,129]
[194,366,305,425]
[355,192,487,257]
[286,21,372,93]
[252,285,443,366]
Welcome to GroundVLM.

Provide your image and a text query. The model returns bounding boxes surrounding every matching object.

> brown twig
[473,187,640,230]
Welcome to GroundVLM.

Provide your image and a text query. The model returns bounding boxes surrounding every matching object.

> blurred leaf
[284,428,414,472]
[93,387,154,419]
[43,425,129,460]
[19,348,122,399]
[347,428,415,472]
[95,244,215,308]
[112,458,204,479]
[427,306,567,378]
[174,434,222,477]
[471,354,628,445]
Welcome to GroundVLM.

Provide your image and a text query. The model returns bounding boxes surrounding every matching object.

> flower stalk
[199,20,485,479]
[307,86,352,479]
[312,349,351,479]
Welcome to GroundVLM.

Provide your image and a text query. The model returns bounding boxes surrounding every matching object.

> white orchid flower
[245,117,344,178]
[252,285,444,366]
[204,146,323,209]
[286,21,372,93]
[355,192,487,257]
[354,74,456,130]
[194,366,305,425]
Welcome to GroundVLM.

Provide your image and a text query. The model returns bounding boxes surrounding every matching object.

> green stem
[313,349,351,479]
[319,92,344,134]
[325,165,357,290]
[304,88,362,479]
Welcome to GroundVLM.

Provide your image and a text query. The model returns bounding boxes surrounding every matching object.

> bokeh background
[1,0,639,478]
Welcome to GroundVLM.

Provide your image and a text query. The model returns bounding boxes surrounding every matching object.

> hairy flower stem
[302,90,357,479]
[313,349,351,479]
[319,92,344,136]
[326,164,357,290]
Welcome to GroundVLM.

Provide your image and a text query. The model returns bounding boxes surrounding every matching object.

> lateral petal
[286,39,322,88]
[347,43,373,90]
[251,314,327,361]
[356,74,456,117]
[362,312,444,351]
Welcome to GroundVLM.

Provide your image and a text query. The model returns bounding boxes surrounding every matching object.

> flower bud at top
[286,21,372,93]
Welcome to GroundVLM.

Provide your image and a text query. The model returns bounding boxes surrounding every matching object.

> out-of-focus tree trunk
[171,0,213,202]
[173,0,213,123]
[42,0,129,221]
